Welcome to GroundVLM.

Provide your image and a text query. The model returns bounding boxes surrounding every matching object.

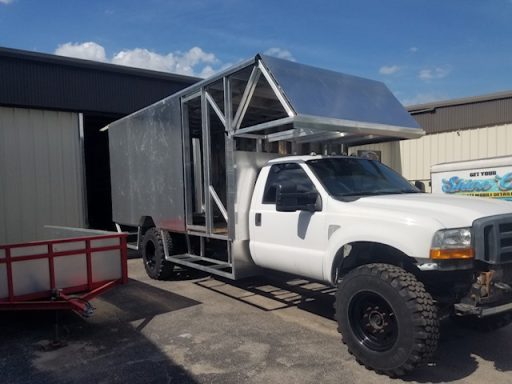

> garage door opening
[83,113,121,231]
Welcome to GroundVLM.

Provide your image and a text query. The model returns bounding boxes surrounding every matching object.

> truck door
[249,163,326,280]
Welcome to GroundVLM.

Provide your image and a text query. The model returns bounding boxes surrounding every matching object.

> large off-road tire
[453,312,512,332]
[335,263,439,376]
[141,228,175,280]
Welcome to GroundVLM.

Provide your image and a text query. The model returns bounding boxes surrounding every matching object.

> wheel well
[332,242,419,284]
[137,217,188,255]
[138,216,155,235]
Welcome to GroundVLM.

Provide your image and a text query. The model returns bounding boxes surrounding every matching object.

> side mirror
[276,183,322,212]
[414,180,426,193]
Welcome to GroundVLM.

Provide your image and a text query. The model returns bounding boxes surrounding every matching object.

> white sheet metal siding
[350,123,512,189]
[0,107,85,243]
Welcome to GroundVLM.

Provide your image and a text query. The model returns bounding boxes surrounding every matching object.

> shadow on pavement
[405,319,512,382]
[196,272,512,383]
[0,278,201,384]
[195,271,336,318]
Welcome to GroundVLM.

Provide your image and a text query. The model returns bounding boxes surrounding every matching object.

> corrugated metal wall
[409,93,512,134]
[0,107,85,243]
[0,47,198,116]
[350,123,512,189]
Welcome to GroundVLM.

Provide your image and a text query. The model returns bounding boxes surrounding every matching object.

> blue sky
[1,0,511,105]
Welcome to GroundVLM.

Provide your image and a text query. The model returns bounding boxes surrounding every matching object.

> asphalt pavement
[1,259,512,384]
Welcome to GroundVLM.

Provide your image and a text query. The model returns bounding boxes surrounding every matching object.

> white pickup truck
[107,55,512,376]
[246,154,512,374]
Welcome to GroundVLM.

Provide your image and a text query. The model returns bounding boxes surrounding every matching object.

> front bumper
[455,301,512,317]
[455,213,512,317]
[454,267,512,317]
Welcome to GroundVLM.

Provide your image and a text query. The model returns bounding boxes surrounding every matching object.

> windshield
[307,158,419,199]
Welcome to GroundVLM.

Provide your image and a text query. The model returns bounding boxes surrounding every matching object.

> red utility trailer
[0,228,128,317]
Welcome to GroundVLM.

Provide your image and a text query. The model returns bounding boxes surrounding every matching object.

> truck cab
[250,155,512,286]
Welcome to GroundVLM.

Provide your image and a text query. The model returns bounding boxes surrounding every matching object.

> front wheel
[335,263,439,376]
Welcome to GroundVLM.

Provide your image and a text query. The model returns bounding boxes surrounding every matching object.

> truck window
[307,158,418,198]
[262,163,317,204]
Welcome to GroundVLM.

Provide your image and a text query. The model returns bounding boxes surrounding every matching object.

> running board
[127,243,138,251]
[166,253,234,279]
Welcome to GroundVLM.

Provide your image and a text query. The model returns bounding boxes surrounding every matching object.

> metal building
[350,91,512,188]
[0,47,197,243]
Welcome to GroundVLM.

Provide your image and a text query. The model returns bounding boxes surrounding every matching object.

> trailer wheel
[141,228,175,280]
[335,263,439,376]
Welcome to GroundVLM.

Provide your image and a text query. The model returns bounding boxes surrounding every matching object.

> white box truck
[432,156,512,201]
[107,55,512,376]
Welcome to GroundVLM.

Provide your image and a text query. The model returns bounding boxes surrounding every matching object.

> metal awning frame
[106,54,423,145]
[223,58,423,145]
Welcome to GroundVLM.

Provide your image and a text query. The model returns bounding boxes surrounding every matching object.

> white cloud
[419,66,451,81]
[379,65,401,75]
[112,46,217,76]
[55,42,107,62]
[55,42,221,77]
[264,47,295,61]
[409,47,418,53]
[0,0,13,4]
[402,93,447,106]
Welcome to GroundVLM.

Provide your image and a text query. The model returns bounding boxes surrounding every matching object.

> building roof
[407,90,512,134]
[0,46,199,115]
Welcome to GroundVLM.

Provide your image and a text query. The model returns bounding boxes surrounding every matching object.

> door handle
[255,213,261,226]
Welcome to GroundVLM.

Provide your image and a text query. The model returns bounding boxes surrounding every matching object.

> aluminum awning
[107,54,425,147]
[224,54,423,145]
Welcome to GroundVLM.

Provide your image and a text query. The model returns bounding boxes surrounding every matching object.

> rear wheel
[141,228,175,280]
[335,263,439,376]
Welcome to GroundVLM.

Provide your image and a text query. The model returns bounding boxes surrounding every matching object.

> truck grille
[473,214,512,264]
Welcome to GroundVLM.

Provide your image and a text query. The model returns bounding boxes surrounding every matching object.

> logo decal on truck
[441,172,512,200]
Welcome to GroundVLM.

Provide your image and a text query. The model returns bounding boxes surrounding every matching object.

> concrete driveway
[1,259,512,384]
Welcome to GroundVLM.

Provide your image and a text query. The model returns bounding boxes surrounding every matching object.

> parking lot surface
[1,258,512,384]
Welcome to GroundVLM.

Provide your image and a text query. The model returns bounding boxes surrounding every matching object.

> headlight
[430,228,473,260]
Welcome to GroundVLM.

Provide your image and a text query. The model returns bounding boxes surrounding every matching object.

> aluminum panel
[260,54,421,131]
[53,241,86,253]
[92,250,122,281]
[11,245,48,258]
[12,259,50,296]
[54,254,88,288]
[0,264,7,299]
[109,97,186,231]
[91,237,120,248]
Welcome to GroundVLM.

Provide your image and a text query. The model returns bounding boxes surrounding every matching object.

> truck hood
[347,193,512,228]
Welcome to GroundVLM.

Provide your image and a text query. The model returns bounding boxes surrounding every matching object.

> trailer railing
[0,233,128,316]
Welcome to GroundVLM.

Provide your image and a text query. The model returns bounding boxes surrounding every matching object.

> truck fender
[323,224,423,285]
